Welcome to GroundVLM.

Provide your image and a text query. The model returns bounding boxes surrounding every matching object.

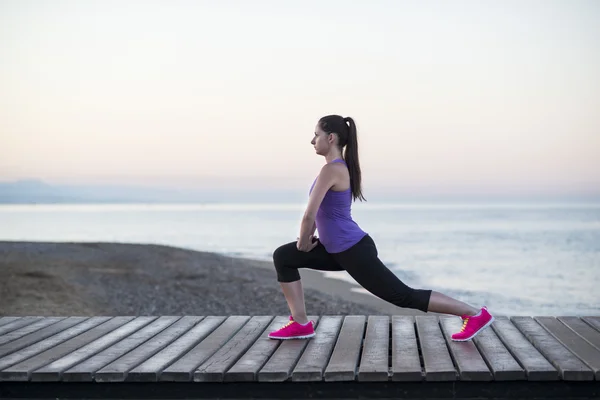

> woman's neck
[325,151,343,163]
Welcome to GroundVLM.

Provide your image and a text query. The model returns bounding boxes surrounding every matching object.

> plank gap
[414,319,424,373]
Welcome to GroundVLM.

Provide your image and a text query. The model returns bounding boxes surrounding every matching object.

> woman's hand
[297,235,319,252]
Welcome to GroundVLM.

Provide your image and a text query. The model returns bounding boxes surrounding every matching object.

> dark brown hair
[318,115,366,202]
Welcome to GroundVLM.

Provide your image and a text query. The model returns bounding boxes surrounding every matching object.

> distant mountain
[0,179,306,204]
[2,179,598,205]
[0,179,77,203]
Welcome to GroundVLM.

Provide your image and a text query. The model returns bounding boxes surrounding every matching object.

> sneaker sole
[451,316,495,342]
[268,333,315,340]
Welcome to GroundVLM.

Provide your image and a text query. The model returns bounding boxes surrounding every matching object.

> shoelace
[277,320,295,331]
[460,317,470,332]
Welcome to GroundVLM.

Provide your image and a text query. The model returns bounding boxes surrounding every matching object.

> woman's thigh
[273,241,344,272]
[333,235,414,294]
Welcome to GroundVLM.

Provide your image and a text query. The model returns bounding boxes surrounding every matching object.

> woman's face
[311,124,333,155]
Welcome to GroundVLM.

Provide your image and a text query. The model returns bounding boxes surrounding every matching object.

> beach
[0,241,424,317]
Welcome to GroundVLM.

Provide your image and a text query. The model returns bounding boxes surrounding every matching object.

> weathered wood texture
[0,315,598,383]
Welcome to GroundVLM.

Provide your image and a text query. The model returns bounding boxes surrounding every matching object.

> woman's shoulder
[319,161,346,176]
[317,161,349,189]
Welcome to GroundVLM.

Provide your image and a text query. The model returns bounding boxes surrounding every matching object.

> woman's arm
[297,164,337,251]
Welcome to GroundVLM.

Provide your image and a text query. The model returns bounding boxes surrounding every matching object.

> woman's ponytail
[343,117,365,202]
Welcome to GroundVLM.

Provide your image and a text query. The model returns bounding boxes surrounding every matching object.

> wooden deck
[0,314,599,399]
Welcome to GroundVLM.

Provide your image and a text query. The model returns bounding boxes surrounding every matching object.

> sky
[1,0,599,198]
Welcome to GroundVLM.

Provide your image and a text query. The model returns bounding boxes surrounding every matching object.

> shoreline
[0,241,423,317]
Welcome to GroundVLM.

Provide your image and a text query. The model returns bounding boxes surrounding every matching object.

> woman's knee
[273,242,295,267]
[272,242,300,282]
[392,288,431,313]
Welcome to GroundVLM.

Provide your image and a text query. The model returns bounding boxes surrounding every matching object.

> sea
[1,201,599,316]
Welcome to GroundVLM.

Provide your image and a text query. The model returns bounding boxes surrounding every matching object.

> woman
[269,115,493,341]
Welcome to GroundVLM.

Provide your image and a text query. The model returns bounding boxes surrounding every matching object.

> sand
[0,241,423,317]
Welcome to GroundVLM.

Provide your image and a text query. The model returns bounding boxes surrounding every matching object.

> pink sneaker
[268,316,315,340]
[451,307,494,341]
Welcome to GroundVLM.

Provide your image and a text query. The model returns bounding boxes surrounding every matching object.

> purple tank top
[309,158,367,253]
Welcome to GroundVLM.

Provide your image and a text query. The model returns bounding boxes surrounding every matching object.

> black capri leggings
[273,235,432,313]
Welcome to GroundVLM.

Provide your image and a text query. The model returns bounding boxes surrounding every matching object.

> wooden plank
[415,316,456,381]
[439,317,491,381]
[323,316,365,382]
[160,316,246,382]
[291,316,343,382]
[357,316,389,382]
[0,317,132,381]
[583,317,600,333]
[0,317,66,346]
[491,316,557,381]
[511,316,593,380]
[0,317,43,336]
[536,316,600,379]
[0,317,108,378]
[391,316,422,381]
[194,316,274,382]
[0,317,21,327]
[62,316,176,382]
[558,317,600,351]
[0,317,88,359]
[470,319,525,380]
[257,316,320,382]
[31,317,156,381]
[224,316,288,382]
[94,316,201,382]
[127,317,227,382]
